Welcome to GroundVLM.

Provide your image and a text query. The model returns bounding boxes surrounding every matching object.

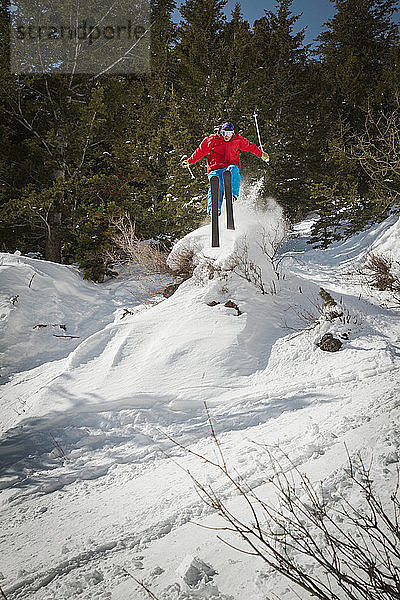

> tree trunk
[45,212,62,262]
[45,166,65,263]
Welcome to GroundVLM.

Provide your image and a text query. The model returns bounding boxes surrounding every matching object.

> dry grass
[108,214,169,275]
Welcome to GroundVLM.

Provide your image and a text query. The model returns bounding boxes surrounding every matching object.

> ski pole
[253,110,264,153]
[181,155,195,179]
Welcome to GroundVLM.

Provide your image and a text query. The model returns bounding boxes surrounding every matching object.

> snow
[1,188,399,600]
[0,255,172,385]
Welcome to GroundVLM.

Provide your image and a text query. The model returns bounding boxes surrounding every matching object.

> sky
[225,0,335,44]
[172,0,335,46]
[173,0,400,47]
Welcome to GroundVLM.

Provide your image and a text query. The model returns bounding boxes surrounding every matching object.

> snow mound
[0,252,170,381]
[177,555,217,588]
[169,185,287,278]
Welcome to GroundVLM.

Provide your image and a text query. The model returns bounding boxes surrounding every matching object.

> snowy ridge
[1,191,400,600]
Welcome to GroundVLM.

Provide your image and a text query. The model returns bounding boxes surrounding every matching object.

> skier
[181,122,269,214]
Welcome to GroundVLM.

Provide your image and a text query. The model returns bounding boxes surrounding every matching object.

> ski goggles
[221,129,234,137]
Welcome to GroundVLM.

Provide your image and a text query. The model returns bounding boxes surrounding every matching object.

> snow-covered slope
[1,193,399,600]
[0,254,171,384]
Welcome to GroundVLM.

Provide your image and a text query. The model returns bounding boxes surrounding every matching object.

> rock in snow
[317,332,343,352]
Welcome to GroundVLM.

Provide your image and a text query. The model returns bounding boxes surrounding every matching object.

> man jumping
[182,122,269,214]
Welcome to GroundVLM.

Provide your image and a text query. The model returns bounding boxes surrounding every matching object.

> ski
[210,174,220,247]
[223,170,235,230]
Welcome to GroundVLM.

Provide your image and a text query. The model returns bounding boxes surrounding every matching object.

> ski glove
[261,151,270,163]
[181,158,189,168]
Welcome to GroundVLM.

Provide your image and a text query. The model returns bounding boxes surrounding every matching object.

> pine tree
[109,0,205,247]
[1,73,111,261]
[215,4,253,124]
[246,0,313,219]
[0,0,141,269]
[309,0,400,246]
[174,0,227,140]
[375,34,400,109]
[317,0,399,116]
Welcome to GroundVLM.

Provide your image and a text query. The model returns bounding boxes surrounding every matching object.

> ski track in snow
[1,197,400,600]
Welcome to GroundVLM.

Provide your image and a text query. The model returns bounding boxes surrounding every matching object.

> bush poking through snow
[364,253,400,292]
[290,290,355,332]
[108,214,169,275]
[167,246,198,279]
[257,220,290,281]
[227,238,267,295]
[166,407,400,600]
[319,288,344,320]
[195,256,227,284]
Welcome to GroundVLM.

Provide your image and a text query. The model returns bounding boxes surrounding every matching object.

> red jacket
[188,133,262,173]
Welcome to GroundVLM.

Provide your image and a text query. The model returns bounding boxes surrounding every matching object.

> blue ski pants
[207,164,240,214]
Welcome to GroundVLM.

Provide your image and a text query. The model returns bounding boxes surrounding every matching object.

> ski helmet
[221,122,235,132]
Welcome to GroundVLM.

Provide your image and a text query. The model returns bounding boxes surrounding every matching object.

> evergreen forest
[1,0,399,280]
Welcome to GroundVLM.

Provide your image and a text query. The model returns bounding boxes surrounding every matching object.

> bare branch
[122,568,159,600]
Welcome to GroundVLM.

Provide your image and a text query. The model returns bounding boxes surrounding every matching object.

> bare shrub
[364,253,400,292]
[108,214,169,274]
[349,106,400,208]
[287,303,321,330]
[227,237,267,294]
[166,408,400,600]
[257,220,290,280]
[196,252,237,286]
[286,291,335,331]
[167,246,198,279]
[226,221,289,294]
[285,288,362,334]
